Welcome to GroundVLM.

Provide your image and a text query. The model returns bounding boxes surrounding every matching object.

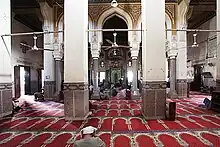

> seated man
[74,126,106,147]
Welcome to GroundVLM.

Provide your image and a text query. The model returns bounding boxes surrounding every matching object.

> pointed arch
[97,7,133,43]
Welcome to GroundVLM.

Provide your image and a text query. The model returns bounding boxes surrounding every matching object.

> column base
[167,90,178,99]
[91,91,100,100]
[44,81,55,100]
[132,91,140,100]
[0,83,13,118]
[142,81,166,120]
[176,79,188,98]
[63,82,89,121]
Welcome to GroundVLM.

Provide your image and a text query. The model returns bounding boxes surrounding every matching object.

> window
[127,70,133,83]
[100,72,105,82]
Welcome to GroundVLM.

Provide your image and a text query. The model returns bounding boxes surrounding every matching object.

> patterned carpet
[0,92,220,147]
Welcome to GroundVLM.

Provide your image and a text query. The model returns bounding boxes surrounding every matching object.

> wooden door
[24,66,31,95]
[37,69,42,92]
[14,66,20,98]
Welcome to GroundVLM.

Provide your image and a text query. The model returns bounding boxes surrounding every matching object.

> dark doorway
[14,66,21,98]
[102,15,128,85]
[192,65,202,91]
[24,66,31,95]
[37,69,42,92]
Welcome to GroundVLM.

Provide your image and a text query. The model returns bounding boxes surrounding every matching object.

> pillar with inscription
[141,0,166,119]
[176,1,190,98]
[91,40,100,99]
[40,2,55,99]
[167,36,178,98]
[216,0,220,88]
[130,41,140,99]
[53,42,63,101]
[64,0,89,120]
[0,0,12,117]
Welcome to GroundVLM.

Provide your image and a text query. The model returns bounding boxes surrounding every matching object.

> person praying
[74,126,106,147]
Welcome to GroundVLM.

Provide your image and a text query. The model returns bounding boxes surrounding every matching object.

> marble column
[131,41,140,99]
[132,58,138,94]
[64,0,89,120]
[176,1,190,98]
[0,0,12,117]
[141,0,166,119]
[53,42,63,101]
[40,2,55,99]
[216,0,220,88]
[91,41,100,99]
[167,37,178,98]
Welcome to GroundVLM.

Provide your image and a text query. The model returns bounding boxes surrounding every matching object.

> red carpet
[0,92,220,146]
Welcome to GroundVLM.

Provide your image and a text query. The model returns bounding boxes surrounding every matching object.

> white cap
[81,126,97,134]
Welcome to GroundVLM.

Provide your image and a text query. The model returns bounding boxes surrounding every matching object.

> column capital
[167,36,178,58]
[91,41,101,58]
[130,41,140,59]
[91,49,100,59]
[130,41,140,50]
[53,43,64,61]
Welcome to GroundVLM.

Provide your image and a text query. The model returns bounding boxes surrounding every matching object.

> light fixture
[111,0,118,7]
[191,33,199,48]
[113,49,117,55]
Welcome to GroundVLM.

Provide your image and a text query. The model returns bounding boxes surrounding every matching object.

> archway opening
[100,15,129,85]
[103,15,128,45]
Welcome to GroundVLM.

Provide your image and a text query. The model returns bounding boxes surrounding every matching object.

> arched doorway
[101,15,129,85]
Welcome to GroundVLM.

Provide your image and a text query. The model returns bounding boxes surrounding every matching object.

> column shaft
[141,0,166,119]
[176,41,187,98]
[0,1,12,117]
[132,59,138,91]
[132,58,139,98]
[168,57,178,98]
[40,2,55,99]
[55,60,62,93]
[216,0,220,88]
[64,0,89,120]
[92,58,100,99]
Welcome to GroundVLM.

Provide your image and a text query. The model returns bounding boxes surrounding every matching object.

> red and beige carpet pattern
[1,92,220,146]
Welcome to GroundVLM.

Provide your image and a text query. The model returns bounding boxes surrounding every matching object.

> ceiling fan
[20,35,54,51]
[102,32,131,50]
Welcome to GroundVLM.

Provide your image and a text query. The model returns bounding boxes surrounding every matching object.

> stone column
[53,42,64,101]
[216,0,220,88]
[141,0,166,119]
[91,40,100,99]
[130,41,139,99]
[167,37,178,98]
[0,0,12,117]
[40,2,55,99]
[176,1,190,98]
[64,0,89,120]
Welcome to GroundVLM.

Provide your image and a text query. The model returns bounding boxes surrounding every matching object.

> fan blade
[20,43,33,49]
[118,45,132,48]
[102,46,112,48]
[103,46,112,50]
[38,48,54,51]
[106,39,114,45]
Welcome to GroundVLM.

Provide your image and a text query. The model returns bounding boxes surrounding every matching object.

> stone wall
[187,16,217,82]
[11,17,43,97]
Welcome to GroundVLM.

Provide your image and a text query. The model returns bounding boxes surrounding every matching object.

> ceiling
[11,0,216,31]
[12,0,42,31]
[187,0,216,28]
